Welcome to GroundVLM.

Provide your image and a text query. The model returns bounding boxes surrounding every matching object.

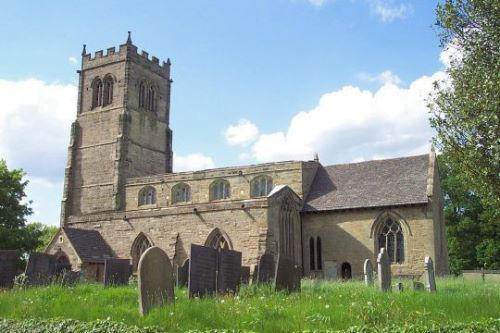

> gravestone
[0,250,20,288]
[176,258,189,287]
[59,270,80,286]
[257,254,275,283]
[363,259,373,286]
[104,259,131,286]
[188,244,217,298]
[324,260,339,280]
[412,281,425,291]
[424,256,436,292]
[25,253,56,286]
[138,247,174,316]
[377,248,391,292]
[241,266,250,284]
[217,248,242,294]
[394,282,403,293]
[250,264,258,284]
[274,254,301,293]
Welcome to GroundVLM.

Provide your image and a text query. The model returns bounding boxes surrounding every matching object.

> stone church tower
[60,33,173,224]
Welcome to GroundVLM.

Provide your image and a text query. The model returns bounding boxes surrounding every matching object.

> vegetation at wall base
[0,279,499,332]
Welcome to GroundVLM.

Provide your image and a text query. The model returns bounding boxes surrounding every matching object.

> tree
[0,159,37,252]
[429,0,499,216]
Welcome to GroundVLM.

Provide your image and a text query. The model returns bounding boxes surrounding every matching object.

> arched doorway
[205,228,232,250]
[131,233,153,271]
[55,253,71,273]
[341,262,352,280]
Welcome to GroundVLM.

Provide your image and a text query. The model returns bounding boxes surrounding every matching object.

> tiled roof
[302,154,431,212]
[63,227,114,263]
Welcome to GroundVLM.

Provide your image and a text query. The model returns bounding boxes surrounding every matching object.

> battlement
[81,34,170,78]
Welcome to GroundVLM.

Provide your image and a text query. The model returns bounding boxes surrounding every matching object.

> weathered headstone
[0,250,20,288]
[377,248,391,292]
[393,282,404,293]
[411,281,425,291]
[176,258,189,287]
[274,254,301,293]
[188,244,217,298]
[257,254,275,283]
[363,259,373,286]
[104,259,131,286]
[324,260,339,280]
[250,264,258,284]
[138,247,174,316]
[217,248,242,294]
[424,256,436,292]
[241,266,250,284]
[59,270,80,286]
[25,253,56,286]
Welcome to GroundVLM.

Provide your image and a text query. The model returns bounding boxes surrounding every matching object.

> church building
[46,36,449,281]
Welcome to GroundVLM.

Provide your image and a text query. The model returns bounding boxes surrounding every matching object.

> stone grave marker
[257,253,275,283]
[0,250,20,288]
[424,256,436,292]
[394,282,403,293]
[363,259,373,286]
[324,260,339,280]
[138,247,174,316]
[217,248,242,294]
[25,253,56,286]
[104,259,131,286]
[274,254,301,293]
[188,244,217,298]
[59,270,80,286]
[176,258,189,287]
[250,264,258,284]
[411,281,424,291]
[241,266,250,284]
[377,248,391,292]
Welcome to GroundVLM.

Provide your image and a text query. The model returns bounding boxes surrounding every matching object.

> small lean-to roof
[302,154,431,212]
[62,227,114,263]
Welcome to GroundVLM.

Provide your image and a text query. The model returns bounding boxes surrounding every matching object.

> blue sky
[0,0,448,226]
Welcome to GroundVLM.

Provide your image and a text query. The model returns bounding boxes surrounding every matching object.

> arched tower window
[91,78,103,109]
[378,217,404,263]
[309,237,315,270]
[210,180,230,201]
[139,81,146,108]
[102,75,113,106]
[172,183,191,203]
[250,175,273,197]
[148,86,156,112]
[139,186,156,206]
[205,228,232,250]
[131,233,153,271]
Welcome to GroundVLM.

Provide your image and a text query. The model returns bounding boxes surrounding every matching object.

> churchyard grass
[0,277,499,332]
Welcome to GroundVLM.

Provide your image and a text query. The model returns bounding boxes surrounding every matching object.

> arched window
[148,86,156,112]
[91,78,103,109]
[131,233,153,271]
[172,183,191,204]
[210,180,230,201]
[139,81,146,108]
[341,262,352,280]
[139,186,156,206]
[378,217,404,263]
[316,237,322,270]
[205,228,232,250]
[250,175,273,197]
[102,75,113,106]
[309,237,315,270]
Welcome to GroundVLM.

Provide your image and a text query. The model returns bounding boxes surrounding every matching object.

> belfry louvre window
[378,218,404,263]
[250,175,273,197]
[210,180,230,201]
[91,78,103,109]
[139,82,146,108]
[172,183,191,203]
[139,186,156,206]
[102,75,113,106]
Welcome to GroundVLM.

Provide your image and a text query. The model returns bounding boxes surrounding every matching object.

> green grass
[0,278,499,332]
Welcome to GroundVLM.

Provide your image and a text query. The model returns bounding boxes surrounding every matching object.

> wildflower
[325,304,330,309]
[318,296,322,300]
[351,302,356,307]
[170,312,174,316]
[367,301,372,306]
[220,299,225,303]
[259,296,265,300]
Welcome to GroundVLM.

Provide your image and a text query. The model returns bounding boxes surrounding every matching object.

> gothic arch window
[279,196,300,264]
[131,233,153,271]
[138,186,156,206]
[205,228,232,250]
[102,75,114,106]
[250,175,273,197]
[309,237,315,270]
[139,81,146,108]
[341,262,352,280]
[210,179,230,201]
[309,236,323,271]
[377,217,405,263]
[91,78,103,109]
[148,86,156,112]
[172,183,191,204]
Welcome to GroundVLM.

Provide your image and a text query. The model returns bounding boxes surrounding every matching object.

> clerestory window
[210,180,230,201]
[250,175,273,197]
[172,183,191,204]
[139,186,156,206]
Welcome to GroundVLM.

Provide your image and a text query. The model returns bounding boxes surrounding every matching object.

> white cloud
[243,70,446,165]
[224,118,259,146]
[439,42,463,68]
[369,0,413,22]
[359,70,402,85]
[68,56,78,66]
[173,153,215,172]
[308,0,328,7]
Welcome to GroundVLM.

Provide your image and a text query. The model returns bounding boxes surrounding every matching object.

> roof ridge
[324,153,429,168]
